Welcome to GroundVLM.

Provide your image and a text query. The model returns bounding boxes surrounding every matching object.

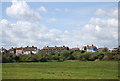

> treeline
[2,50,120,63]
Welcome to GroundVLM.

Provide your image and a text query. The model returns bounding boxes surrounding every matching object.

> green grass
[2,61,118,79]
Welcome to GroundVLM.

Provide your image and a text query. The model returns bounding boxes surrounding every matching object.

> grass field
[2,61,118,79]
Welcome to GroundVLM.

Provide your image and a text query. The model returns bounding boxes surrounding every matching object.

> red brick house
[40,45,69,53]
[70,48,80,52]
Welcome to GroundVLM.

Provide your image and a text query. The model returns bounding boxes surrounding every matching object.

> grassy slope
[2,61,118,79]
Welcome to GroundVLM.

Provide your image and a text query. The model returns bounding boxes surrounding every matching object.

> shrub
[72,52,81,60]
[79,52,99,61]
[19,55,31,62]
[102,52,120,61]
[51,55,59,60]
[2,56,11,63]
[14,56,20,62]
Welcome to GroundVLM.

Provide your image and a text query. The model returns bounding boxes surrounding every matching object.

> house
[98,48,108,52]
[8,47,23,55]
[8,47,16,54]
[40,45,69,53]
[16,47,24,55]
[70,48,80,52]
[8,46,37,55]
[111,45,120,52]
[82,44,98,52]
[0,47,7,55]
[23,46,37,54]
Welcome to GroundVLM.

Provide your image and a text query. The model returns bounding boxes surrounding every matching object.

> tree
[60,50,70,59]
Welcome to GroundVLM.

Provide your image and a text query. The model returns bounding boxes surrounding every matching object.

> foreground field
[2,61,118,79]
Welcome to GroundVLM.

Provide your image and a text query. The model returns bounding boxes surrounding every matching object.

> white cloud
[64,8,69,12]
[95,8,118,18]
[2,1,118,49]
[90,17,118,27]
[95,8,106,16]
[1,19,67,49]
[47,18,57,23]
[6,1,41,21]
[55,8,69,12]
[66,21,118,48]
[62,8,118,48]
[95,25,101,32]
[39,6,47,13]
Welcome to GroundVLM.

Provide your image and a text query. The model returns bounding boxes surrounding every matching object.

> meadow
[2,61,118,79]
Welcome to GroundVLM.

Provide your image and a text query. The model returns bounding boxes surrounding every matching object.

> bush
[80,50,86,53]
[14,56,20,62]
[2,51,120,63]
[59,50,70,60]
[72,52,81,60]
[19,55,31,62]
[79,52,100,61]
[2,56,11,63]
[51,55,59,60]
[102,52,120,61]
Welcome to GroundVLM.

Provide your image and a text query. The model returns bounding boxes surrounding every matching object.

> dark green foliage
[98,53,104,60]
[19,55,31,62]
[80,50,86,53]
[102,52,120,61]
[80,52,96,61]
[2,51,120,63]
[51,55,59,60]
[2,56,11,63]
[14,56,20,62]
[72,52,80,60]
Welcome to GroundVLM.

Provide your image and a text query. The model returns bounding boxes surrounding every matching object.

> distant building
[82,44,98,52]
[98,48,108,52]
[0,47,7,55]
[111,45,120,52]
[8,46,37,55]
[15,47,24,55]
[70,48,80,52]
[23,46,37,54]
[8,47,16,54]
[40,45,69,53]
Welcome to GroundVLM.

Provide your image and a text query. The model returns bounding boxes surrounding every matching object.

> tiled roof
[71,48,79,50]
[43,46,68,50]
[24,47,37,51]
[82,45,97,50]
[9,46,37,51]
[86,46,97,49]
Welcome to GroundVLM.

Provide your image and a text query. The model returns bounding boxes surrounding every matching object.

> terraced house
[8,46,37,55]
[70,48,80,52]
[39,46,69,53]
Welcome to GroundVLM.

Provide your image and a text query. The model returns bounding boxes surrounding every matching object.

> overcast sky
[0,1,118,49]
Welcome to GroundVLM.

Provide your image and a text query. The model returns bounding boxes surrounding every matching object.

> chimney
[92,44,94,46]
[11,47,13,49]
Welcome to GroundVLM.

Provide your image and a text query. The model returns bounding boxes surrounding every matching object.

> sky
[0,1,118,49]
